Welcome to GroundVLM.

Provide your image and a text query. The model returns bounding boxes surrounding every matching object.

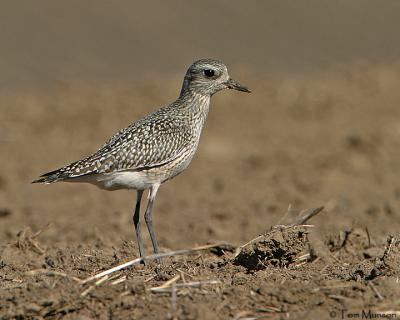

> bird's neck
[178,89,211,119]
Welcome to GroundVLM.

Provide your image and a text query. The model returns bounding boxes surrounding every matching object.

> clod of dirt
[345,133,364,148]
[233,226,312,271]
[0,208,11,218]
[350,260,381,280]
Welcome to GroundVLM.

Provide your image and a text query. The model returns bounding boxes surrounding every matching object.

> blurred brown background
[1,0,400,247]
[1,0,400,89]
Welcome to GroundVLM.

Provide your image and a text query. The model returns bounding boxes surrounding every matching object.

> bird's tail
[32,168,67,184]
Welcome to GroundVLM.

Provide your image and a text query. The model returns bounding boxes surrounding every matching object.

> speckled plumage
[33,59,250,260]
[35,100,207,187]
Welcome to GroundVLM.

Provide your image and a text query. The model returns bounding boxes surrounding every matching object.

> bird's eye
[203,69,215,78]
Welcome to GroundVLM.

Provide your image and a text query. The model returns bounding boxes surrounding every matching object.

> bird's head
[181,59,251,96]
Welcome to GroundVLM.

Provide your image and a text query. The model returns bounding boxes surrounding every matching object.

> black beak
[226,78,251,93]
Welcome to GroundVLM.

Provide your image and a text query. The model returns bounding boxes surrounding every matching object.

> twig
[257,306,281,313]
[175,268,192,282]
[171,282,177,320]
[119,291,130,298]
[365,227,371,248]
[232,311,258,320]
[159,275,180,288]
[110,276,127,286]
[31,223,52,239]
[289,206,324,226]
[144,275,157,283]
[313,284,356,292]
[150,280,221,293]
[80,275,109,297]
[381,236,395,263]
[25,269,81,282]
[328,294,350,301]
[294,253,311,262]
[369,282,384,301]
[81,243,224,284]
[239,235,264,250]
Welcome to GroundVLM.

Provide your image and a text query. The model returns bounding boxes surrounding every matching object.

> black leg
[133,190,145,259]
[144,184,161,259]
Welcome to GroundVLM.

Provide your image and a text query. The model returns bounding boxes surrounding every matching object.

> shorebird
[33,59,250,261]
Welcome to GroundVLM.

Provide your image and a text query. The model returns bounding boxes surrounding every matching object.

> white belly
[68,170,161,191]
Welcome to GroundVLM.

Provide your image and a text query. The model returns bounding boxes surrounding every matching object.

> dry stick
[150,280,221,293]
[30,223,53,239]
[289,206,324,226]
[144,275,157,283]
[369,282,384,301]
[313,284,356,292]
[110,276,127,286]
[365,227,371,248]
[81,243,223,284]
[381,235,395,262]
[171,282,177,320]
[328,294,350,301]
[294,253,311,262]
[25,269,81,282]
[232,311,258,320]
[159,275,180,289]
[81,275,109,297]
[177,269,187,283]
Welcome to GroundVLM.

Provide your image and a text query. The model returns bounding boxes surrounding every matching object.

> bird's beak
[225,78,251,93]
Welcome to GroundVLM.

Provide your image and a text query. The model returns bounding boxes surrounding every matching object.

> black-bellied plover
[33,59,250,261]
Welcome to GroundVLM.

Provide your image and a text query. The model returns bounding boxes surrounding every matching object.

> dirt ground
[2,61,400,319]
